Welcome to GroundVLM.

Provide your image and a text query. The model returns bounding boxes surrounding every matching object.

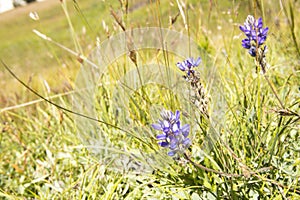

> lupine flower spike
[176,57,209,118]
[152,110,191,156]
[177,57,201,76]
[240,15,269,73]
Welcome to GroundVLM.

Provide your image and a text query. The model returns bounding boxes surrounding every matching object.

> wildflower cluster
[152,57,210,157]
[152,110,191,156]
[239,15,268,57]
[240,15,269,73]
[177,57,209,118]
[176,57,201,77]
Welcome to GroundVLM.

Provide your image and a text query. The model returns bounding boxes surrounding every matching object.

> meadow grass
[0,0,299,199]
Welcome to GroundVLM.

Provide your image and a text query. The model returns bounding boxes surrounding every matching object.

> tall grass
[0,0,299,199]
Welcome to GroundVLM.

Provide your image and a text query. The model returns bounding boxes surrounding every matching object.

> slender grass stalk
[0,90,74,113]
[32,30,99,69]
[268,116,282,165]
[1,60,135,138]
[264,75,285,109]
[252,1,262,135]
[280,0,300,58]
[60,0,83,54]
[257,68,262,134]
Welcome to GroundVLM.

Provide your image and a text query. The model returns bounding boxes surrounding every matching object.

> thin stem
[257,68,262,134]
[183,153,271,178]
[184,152,300,194]
[254,15,261,134]
[263,75,285,109]
[0,61,148,145]
[268,116,283,164]
[184,153,241,177]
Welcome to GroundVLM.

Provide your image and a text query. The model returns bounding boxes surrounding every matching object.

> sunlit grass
[0,0,299,199]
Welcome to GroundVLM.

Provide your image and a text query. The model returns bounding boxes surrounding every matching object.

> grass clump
[0,0,299,199]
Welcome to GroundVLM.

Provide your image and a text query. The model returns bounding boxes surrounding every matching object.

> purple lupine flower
[176,57,201,76]
[152,110,191,156]
[239,15,268,57]
[186,57,201,67]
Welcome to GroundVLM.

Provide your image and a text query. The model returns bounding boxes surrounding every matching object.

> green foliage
[1,0,299,199]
